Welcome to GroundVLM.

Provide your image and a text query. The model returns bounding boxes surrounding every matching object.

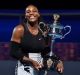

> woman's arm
[10,25,43,70]
[10,25,24,60]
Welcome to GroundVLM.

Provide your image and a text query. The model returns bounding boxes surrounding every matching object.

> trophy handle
[61,25,71,39]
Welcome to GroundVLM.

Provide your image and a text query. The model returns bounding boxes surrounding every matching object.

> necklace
[27,23,39,35]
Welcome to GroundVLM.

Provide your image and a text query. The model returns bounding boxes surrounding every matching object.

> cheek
[35,12,39,16]
[37,13,40,17]
[25,14,29,18]
[35,14,40,19]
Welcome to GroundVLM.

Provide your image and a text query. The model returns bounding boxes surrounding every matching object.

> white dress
[15,53,44,75]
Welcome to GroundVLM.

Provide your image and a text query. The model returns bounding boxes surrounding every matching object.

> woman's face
[25,5,40,23]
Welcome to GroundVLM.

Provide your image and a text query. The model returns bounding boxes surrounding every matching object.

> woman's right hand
[32,60,43,70]
[23,56,43,70]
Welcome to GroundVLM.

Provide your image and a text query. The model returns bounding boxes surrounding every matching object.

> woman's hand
[56,60,64,73]
[32,60,43,70]
[23,56,43,70]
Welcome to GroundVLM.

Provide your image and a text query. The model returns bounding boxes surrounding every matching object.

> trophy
[43,14,71,75]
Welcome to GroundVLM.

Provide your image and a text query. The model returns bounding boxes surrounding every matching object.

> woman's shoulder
[13,24,24,33]
[12,24,24,38]
[11,24,24,42]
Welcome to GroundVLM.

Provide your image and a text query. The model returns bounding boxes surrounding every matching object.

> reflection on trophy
[44,14,71,75]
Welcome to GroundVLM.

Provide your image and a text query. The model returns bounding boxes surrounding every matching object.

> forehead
[26,5,38,11]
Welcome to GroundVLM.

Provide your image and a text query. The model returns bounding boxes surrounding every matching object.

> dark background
[0,0,80,10]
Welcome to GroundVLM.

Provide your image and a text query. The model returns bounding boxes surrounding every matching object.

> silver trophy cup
[44,14,71,75]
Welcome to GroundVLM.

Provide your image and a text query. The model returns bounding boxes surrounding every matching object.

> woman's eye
[26,11,30,13]
[33,10,37,12]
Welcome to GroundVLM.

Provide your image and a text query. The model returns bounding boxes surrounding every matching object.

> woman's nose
[29,11,34,15]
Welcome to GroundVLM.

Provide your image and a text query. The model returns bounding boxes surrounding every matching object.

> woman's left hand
[56,60,64,73]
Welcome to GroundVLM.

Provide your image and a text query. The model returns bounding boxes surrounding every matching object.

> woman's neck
[27,21,39,29]
[27,21,39,35]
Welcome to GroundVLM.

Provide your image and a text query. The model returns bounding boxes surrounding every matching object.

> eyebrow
[25,9,38,13]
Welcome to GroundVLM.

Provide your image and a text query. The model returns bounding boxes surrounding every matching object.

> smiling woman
[10,5,64,75]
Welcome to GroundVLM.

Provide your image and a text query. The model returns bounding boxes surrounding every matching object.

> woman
[10,5,63,75]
